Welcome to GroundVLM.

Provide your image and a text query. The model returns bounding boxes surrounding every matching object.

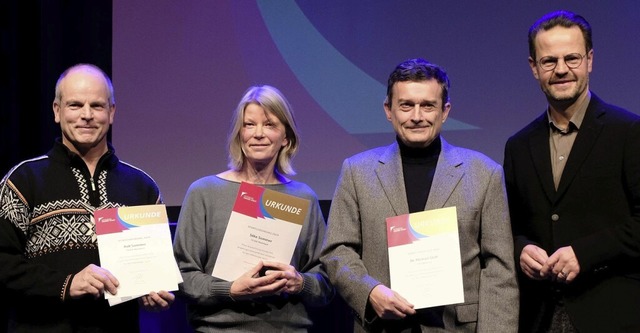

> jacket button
[551,214,559,221]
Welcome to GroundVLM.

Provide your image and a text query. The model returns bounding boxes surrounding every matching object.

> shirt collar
[547,91,591,133]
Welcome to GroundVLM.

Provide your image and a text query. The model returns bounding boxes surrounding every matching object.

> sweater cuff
[61,274,74,301]
[295,272,313,297]
[211,280,235,301]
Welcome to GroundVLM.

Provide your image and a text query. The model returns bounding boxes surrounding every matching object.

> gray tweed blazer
[321,137,518,332]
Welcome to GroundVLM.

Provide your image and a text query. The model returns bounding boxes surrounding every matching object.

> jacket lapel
[376,143,409,216]
[529,114,557,202]
[555,96,604,198]
[426,138,464,210]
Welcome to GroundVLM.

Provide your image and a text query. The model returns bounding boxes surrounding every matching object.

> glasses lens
[538,53,584,70]
[564,53,583,68]
[539,57,557,70]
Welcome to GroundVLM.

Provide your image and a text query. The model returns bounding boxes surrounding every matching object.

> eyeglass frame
[535,53,588,71]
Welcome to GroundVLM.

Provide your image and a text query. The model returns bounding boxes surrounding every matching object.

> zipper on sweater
[88,175,100,207]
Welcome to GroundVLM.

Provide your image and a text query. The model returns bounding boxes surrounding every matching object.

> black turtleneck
[397,135,445,327]
[398,136,441,213]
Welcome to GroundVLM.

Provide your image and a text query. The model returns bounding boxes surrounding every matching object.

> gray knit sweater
[172,176,334,332]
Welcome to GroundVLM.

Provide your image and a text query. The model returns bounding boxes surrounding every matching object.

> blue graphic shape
[256,0,478,134]
[409,221,428,240]
[116,215,137,230]
[258,192,274,220]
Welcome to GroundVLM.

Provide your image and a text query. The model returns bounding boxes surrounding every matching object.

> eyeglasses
[536,53,587,71]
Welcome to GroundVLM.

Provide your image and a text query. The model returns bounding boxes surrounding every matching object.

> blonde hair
[227,85,299,175]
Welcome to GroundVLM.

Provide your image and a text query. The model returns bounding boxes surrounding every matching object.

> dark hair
[528,10,592,60]
[386,58,450,107]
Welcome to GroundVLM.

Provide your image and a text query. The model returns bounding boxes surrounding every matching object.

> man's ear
[383,99,392,121]
[53,101,61,123]
[528,57,540,80]
[109,104,116,125]
[442,102,451,123]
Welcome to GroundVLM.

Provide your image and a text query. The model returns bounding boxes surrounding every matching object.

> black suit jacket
[504,93,640,333]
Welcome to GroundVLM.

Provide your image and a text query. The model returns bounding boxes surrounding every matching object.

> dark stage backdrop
[2,2,112,332]
[112,1,640,206]
[1,0,112,178]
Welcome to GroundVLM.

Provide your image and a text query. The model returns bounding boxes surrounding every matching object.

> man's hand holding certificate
[95,204,181,305]
[386,206,464,309]
[212,182,309,281]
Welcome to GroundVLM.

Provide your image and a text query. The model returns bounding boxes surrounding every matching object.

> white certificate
[95,204,181,305]
[212,182,309,281]
[386,206,464,309]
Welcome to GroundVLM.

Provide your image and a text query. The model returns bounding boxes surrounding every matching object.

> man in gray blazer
[504,10,640,333]
[321,58,518,332]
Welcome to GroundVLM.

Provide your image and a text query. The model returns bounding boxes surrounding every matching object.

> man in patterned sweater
[0,64,174,332]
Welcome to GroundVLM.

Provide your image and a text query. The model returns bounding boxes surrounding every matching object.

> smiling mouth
[551,79,574,85]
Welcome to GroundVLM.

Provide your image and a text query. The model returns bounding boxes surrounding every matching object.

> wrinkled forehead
[59,71,110,101]
[391,79,444,100]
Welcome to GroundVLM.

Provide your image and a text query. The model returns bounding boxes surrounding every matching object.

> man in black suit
[504,10,640,333]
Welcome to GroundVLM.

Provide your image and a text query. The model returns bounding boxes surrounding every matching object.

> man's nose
[80,105,93,118]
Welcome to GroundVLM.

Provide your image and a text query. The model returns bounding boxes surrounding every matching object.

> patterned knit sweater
[0,139,162,333]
